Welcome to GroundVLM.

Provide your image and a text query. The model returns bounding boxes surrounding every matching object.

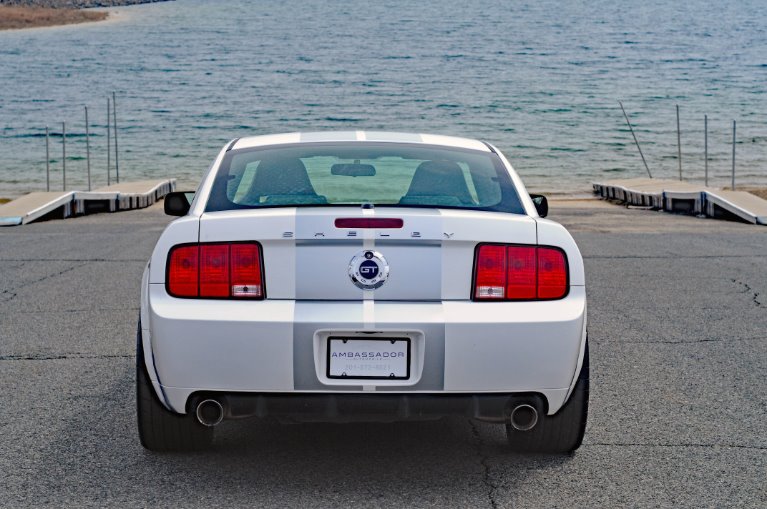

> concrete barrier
[93,179,177,211]
[0,191,75,226]
[704,190,767,225]
[0,179,177,226]
[593,178,767,225]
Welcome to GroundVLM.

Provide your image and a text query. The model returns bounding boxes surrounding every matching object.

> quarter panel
[536,219,586,286]
[148,216,199,283]
[149,287,295,391]
[443,287,586,391]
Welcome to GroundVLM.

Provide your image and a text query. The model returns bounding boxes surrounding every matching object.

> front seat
[246,157,326,205]
[399,160,475,206]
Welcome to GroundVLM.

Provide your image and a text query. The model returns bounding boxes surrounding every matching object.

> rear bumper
[143,284,587,416]
[191,392,547,424]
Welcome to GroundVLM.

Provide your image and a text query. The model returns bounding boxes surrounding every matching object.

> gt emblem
[359,260,379,279]
[348,250,389,290]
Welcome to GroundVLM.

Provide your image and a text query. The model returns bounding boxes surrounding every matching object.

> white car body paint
[141,132,587,417]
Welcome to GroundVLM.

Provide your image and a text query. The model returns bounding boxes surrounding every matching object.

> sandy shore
[0,6,109,30]
[0,0,162,31]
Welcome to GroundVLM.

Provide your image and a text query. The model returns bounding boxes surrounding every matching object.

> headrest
[248,157,318,197]
[402,160,474,205]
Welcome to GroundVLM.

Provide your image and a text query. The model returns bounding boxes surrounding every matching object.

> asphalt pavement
[1,200,765,508]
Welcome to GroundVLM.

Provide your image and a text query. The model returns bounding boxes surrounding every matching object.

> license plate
[327,337,410,380]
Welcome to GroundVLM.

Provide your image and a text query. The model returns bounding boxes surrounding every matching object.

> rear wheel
[136,321,213,452]
[506,340,589,454]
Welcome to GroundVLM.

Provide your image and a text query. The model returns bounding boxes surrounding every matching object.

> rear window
[205,142,525,214]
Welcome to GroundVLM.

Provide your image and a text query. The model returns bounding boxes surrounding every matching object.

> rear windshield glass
[205,142,524,214]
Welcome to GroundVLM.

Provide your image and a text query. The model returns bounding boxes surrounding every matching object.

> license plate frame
[326,337,411,380]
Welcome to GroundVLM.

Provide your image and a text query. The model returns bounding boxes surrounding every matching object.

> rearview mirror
[331,163,376,177]
[529,194,548,218]
[164,191,194,216]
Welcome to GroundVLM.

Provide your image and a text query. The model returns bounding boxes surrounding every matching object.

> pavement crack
[0,353,133,361]
[0,262,88,302]
[586,254,765,260]
[732,279,763,307]
[8,307,140,315]
[599,336,767,345]
[586,441,767,450]
[469,420,499,509]
[1,289,18,301]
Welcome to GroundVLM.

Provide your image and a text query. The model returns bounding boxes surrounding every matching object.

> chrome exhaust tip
[195,399,224,427]
[510,403,538,431]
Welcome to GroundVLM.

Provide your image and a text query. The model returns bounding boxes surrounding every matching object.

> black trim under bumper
[188,392,547,424]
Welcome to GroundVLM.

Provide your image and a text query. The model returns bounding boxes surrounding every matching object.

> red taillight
[230,243,262,298]
[537,247,567,299]
[200,244,230,297]
[474,245,506,299]
[506,246,537,299]
[168,245,199,297]
[167,242,264,299]
[474,244,568,301]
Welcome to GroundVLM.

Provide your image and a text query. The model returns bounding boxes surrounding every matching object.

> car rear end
[138,132,588,453]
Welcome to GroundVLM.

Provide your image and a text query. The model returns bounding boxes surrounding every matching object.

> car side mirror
[164,191,194,216]
[530,194,548,218]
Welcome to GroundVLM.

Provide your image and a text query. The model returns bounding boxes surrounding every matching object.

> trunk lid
[199,207,536,301]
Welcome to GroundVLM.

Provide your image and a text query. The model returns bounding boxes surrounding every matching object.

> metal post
[704,115,708,187]
[676,104,682,181]
[618,101,652,178]
[45,126,50,192]
[731,120,736,190]
[62,121,66,191]
[112,91,119,183]
[85,106,91,191]
[107,97,111,186]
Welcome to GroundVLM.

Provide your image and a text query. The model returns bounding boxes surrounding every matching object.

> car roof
[230,131,491,152]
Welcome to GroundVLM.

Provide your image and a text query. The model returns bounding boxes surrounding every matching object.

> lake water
[1,0,765,197]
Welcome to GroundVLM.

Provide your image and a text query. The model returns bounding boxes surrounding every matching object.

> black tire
[506,340,589,454]
[136,321,213,452]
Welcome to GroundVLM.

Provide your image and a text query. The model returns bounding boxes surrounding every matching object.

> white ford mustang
[137,131,588,453]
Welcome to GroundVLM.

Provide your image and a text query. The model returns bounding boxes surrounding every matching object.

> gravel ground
[0,201,765,508]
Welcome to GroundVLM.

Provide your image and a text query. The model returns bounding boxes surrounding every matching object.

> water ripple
[0,0,765,196]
